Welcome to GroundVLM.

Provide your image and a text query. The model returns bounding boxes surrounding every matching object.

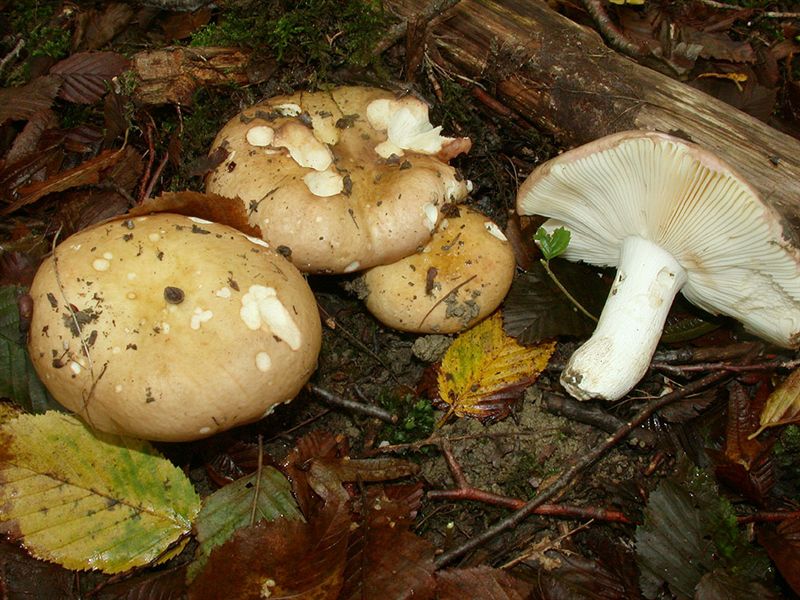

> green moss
[378,391,435,445]
[190,0,388,74]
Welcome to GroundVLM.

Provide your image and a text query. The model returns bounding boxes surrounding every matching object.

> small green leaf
[187,466,304,581]
[0,285,61,413]
[534,226,571,261]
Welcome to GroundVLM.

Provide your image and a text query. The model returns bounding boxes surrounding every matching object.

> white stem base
[561,236,687,401]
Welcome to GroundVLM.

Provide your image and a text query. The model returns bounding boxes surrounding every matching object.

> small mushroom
[517,130,800,401]
[205,86,472,274]
[27,213,322,441]
[359,208,516,333]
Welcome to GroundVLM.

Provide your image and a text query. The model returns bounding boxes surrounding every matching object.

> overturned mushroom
[27,213,322,441]
[205,86,472,273]
[358,208,516,333]
[517,130,800,401]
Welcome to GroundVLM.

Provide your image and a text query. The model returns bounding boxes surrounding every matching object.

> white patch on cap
[303,169,344,197]
[188,216,212,224]
[273,103,302,116]
[162,322,170,334]
[126,292,137,300]
[423,203,438,230]
[112,346,121,354]
[199,426,211,435]
[70,244,82,251]
[245,235,269,248]
[484,221,508,241]
[148,233,161,242]
[215,287,232,299]
[127,272,137,280]
[191,307,214,330]
[69,361,82,375]
[239,285,303,350]
[255,351,272,372]
[92,258,110,271]
[344,261,361,273]
[115,384,123,393]
[245,125,275,147]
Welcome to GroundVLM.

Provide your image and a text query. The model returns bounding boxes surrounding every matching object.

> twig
[542,392,656,447]
[0,37,24,76]
[418,274,477,328]
[373,0,462,55]
[578,0,645,57]
[653,358,800,376]
[307,383,398,423]
[540,259,597,323]
[434,368,734,568]
[695,0,800,18]
[249,435,264,526]
[140,151,169,201]
[430,438,632,523]
[738,510,800,524]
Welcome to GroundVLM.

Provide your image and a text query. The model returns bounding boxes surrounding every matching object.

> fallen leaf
[4,109,59,165]
[757,518,800,596]
[503,259,607,345]
[0,286,59,413]
[162,8,213,41]
[341,484,436,600]
[438,312,556,422]
[94,564,187,599]
[72,4,135,52]
[695,568,782,600]
[436,566,533,599]
[188,498,350,600]
[0,76,62,124]
[50,52,130,104]
[129,191,262,239]
[3,147,127,216]
[752,367,800,437]
[0,539,76,600]
[0,412,201,573]
[187,466,303,582]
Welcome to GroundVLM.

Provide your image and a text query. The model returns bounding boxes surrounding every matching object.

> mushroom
[27,213,322,441]
[517,130,800,401]
[358,208,516,333]
[205,86,472,274]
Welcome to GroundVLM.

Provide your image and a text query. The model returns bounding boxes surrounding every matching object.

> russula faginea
[27,213,322,441]
[205,86,472,274]
[517,130,800,401]
[359,208,516,333]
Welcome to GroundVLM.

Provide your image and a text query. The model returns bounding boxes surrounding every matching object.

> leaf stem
[540,259,598,323]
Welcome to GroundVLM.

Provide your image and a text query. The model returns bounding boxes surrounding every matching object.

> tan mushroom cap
[27,213,322,442]
[205,86,472,274]
[360,208,516,333]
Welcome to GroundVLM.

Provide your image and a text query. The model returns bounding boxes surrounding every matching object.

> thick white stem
[561,236,687,401]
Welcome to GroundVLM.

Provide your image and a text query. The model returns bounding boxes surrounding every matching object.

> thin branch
[695,0,800,18]
[373,0,463,55]
[307,383,398,423]
[249,435,264,526]
[578,0,645,57]
[434,368,734,569]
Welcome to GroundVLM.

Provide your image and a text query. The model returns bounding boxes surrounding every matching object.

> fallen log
[386,0,800,228]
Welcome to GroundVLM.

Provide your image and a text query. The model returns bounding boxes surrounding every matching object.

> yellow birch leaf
[751,368,800,438]
[0,411,201,573]
[437,313,556,422]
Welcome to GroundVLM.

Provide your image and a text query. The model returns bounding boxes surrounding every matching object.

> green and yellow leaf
[187,466,303,581]
[0,411,201,573]
[437,313,556,422]
[751,368,800,438]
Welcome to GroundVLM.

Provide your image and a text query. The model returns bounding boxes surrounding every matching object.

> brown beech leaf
[188,499,351,600]
[205,440,262,487]
[95,564,187,599]
[0,76,62,124]
[340,484,436,600]
[5,109,59,164]
[162,8,213,41]
[436,566,533,599]
[752,367,800,436]
[2,147,127,216]
[50,52,131,104]
[72,4,135,52]
[0,539,76,599]
[527,549,640,600]
[129,191,262,238]
[757,518,800,596]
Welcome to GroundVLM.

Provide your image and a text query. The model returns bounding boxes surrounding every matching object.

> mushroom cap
[27,213,322,442]
[517,130,800,348]
[205,86,472,274]
[361,208,516,333]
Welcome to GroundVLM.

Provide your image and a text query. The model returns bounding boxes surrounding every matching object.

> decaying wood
[132,47,274,106]
[386,0,800,230]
